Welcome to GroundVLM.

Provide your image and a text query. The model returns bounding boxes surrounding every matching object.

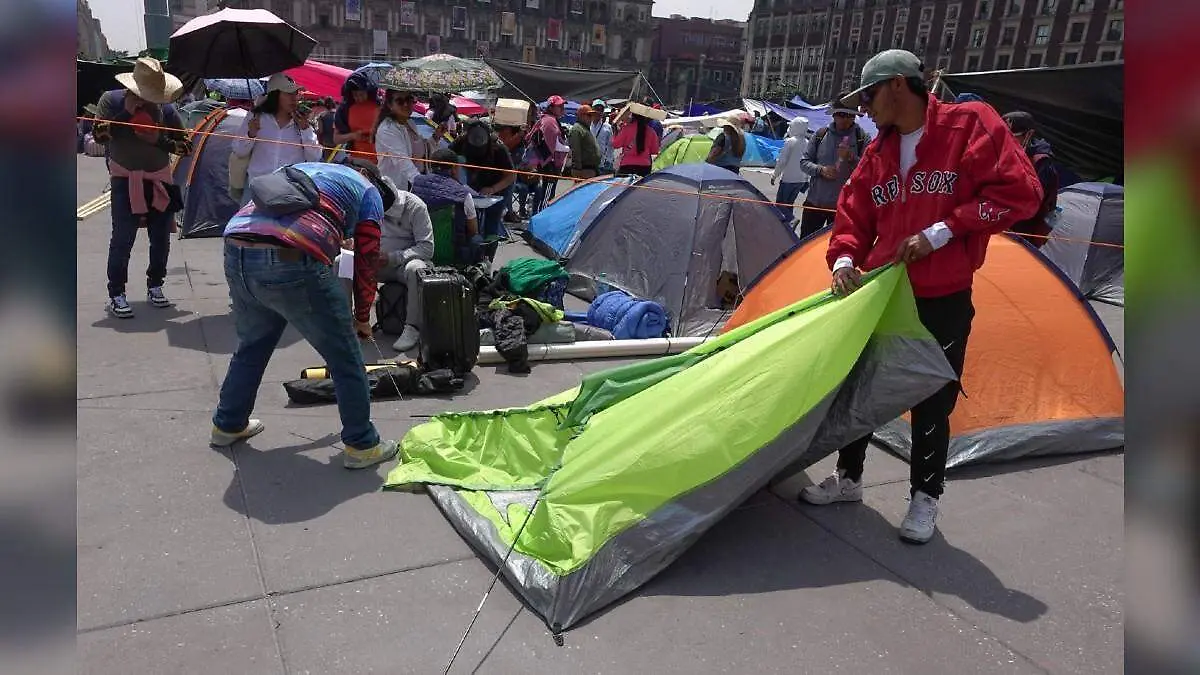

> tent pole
[476,337,713,364]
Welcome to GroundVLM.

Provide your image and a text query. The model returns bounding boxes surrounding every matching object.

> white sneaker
[392,324,420,352]
[899,490,939,544]
[210,419,265,447]
[799,470,863,505]
[147,286,172,308]
[107,294,133,318]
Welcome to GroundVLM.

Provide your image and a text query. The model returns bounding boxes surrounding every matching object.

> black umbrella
[168,8,316,79]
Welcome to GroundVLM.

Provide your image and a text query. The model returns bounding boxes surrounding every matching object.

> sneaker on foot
[147,286,172,308]
[210,419,265,447]
[107,294,134,318]
[899,490,939,544]
[799,470,864,505]
[392,325,420,352]
[343,439,400,469]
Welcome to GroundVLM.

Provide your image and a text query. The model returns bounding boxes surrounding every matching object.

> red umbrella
[282,60,353,101]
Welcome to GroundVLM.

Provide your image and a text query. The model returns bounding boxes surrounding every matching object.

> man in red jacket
[799,50,1042,544]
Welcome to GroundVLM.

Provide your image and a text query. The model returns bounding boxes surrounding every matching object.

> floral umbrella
[382,53,502,93]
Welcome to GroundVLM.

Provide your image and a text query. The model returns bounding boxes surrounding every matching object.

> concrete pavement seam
[769,490,1053,675]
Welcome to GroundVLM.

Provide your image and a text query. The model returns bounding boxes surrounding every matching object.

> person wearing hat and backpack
[91,57,193,318]
[800,49,1042,544]
[796,94,870,238]
[212,158,402,470]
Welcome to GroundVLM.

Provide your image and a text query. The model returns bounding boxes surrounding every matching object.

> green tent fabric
[652,130,721,171]
[384,265,956,630]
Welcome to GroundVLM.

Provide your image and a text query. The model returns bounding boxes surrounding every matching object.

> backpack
[249,166,320,217]
[1009,154,1060,247]
[374,281,409,335]
[813,125,868,158]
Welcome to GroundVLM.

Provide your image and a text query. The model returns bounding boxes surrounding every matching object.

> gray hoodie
[380,189,435,268]
[800,123,865,207]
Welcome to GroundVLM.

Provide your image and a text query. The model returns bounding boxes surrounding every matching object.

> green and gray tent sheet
[384,265,956,630]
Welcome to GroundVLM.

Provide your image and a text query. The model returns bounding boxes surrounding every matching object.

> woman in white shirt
[375,88,434,192]
[230,74,323,203]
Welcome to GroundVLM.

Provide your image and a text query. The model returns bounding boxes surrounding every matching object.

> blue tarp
[766,101,879,138]
[684,103,724,117]
[789,95,822,109]
[527,176,635,258]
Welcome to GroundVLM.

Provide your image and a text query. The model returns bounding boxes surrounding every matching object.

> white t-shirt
[899,126,924,181]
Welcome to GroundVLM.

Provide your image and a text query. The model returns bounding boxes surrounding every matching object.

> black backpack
[813,125,868,158]
[373,281,408,335]
[249,166,320,217]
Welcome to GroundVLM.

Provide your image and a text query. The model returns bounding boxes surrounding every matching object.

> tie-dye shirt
[223,162,385,265]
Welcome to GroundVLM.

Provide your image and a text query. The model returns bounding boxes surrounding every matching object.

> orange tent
[726,231,1124,467]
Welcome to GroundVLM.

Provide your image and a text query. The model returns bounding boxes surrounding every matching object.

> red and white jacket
[826,94,1043,298]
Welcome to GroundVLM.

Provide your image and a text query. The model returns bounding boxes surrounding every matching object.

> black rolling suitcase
[416,267,480,374]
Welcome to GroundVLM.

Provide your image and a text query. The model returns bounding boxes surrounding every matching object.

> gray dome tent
[1039,182,1124,306]
[565,163,800,337]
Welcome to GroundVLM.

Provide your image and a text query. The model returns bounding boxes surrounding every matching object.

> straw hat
[115,57,184,104]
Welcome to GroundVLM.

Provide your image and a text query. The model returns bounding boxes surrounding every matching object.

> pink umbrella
[413,96,487,117]
[282,60,353,100]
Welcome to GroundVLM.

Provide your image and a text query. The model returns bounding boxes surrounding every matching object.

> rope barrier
[77,114,1124,251]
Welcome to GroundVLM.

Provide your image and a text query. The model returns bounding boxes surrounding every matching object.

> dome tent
[652,128,782,170]
[172,106,249,238]
[1039,182,1124,306]
[725,231,1124,467]
[565,163,800,337]
[525,175,635,259]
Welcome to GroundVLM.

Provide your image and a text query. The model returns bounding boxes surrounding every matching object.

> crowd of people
[87,48,1072,540]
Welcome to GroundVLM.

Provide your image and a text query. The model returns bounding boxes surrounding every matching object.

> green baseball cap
[840,49,924,107]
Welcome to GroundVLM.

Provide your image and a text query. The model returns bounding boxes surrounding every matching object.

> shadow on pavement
[944,447,1125,481]
[219,432,385,525]
[634,496,1048,625]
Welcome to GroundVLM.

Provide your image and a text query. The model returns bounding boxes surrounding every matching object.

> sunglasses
[391,95,415,106]
[857,81,886,106]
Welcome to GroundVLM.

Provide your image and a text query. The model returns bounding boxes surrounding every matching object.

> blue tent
[527,175,635,258]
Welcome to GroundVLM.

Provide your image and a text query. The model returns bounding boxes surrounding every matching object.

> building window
[947,4,959,20]
[1062,50,1079,64]
[1000,25,1016,45]
[920,6,934,22]
[1113,0,1122,8]
[970,27,985,47]
[942,29,955,50]
[830,34,840,52]
[1039,0,1057,15]
[915,29,928,51]
[896,7,909,24]
[318,12,330,27]
[996,52,1010,69]
[1034,23,1050,44]
[977,0,991,19]
[1027,51,1043,67]
[476,28,488,42]
[893,30,905,47]
[873,10,885,25]
[1106,18,1122,41]
[851,12,862,28]
[1098,49,1117,61]
[966,53,981,70]
[1072,0,1091,11]
[1007,1,1022,16]
[1068,21,1085,41]
[870,28,882,51]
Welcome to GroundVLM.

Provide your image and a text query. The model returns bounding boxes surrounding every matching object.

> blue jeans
[212,242,380,450]
[531,167,559,216]
[775,181,806,220]
[107,177,173,298]
[482,184,514,239]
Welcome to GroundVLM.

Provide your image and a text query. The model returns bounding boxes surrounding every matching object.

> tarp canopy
[940,62,1123,180]
[484,59,644,103]
[662,109,749,130]
[283,59,353,100]
[565,163,799,336]
[653,128,783,170]
[172,106,247,238]
[383,264,956,630]
[1040,182,1125,306]
[726,231,1124,467]
[527,175,635,258]
[765,101,880,137]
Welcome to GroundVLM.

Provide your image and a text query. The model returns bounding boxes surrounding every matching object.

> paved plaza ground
[77,156,1123,674]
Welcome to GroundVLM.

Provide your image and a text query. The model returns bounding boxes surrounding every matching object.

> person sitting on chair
[376,177,435,353]
[409,148,482,264]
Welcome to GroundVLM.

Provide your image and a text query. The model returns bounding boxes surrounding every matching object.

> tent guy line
[78,115,1124,251]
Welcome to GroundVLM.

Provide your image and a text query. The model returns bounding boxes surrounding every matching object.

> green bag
[501,257,568,296]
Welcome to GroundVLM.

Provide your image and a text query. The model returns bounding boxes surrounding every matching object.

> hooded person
[1002,111,1068,248]
[333,70,380,162]
[771,116,811,223]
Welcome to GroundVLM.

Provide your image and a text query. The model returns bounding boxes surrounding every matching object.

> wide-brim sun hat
[115,57,184,104]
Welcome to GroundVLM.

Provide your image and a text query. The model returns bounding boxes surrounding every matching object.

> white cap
[265,73,301,94]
